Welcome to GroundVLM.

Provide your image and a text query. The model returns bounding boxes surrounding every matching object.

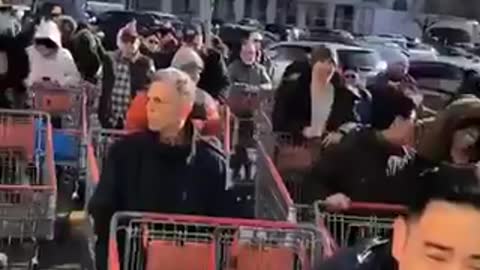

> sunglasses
[147,39,159,46]
[344,74,358,79]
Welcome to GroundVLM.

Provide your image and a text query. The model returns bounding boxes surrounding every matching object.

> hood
[34,20,62,48]
[417,95,480,163]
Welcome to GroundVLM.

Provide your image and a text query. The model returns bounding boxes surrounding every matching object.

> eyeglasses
[147,39,159,46]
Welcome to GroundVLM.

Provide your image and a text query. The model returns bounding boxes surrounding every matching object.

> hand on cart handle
[324,193,352,211]
[317,197,407,213]
[232,82,260,93]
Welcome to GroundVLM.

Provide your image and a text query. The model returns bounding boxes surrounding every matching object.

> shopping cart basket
[0,109,57,268]
[108,212,322,270]
[30,82,89,202]
[255,138,293,221]
[314,201,407,248]
[30,81,88,129]
[271,134,323,203]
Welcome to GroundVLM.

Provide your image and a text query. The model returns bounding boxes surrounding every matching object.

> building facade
[129,0,456,33]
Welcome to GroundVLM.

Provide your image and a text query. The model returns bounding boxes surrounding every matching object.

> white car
[407,43,438,61]
[266,41,387,88]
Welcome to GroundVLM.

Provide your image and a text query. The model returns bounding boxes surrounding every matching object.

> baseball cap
[311,45,337,66]
[119,21,139,43]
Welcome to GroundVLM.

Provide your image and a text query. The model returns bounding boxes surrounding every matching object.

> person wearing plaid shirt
[98,21,155,128]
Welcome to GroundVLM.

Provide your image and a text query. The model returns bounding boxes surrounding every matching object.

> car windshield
[428,27,472,44]
[337,49,381,69]
[270,45,310,62]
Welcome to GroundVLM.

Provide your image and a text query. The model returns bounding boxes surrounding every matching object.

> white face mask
[0,52,7,75]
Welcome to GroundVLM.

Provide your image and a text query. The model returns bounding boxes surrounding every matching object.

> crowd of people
[1,2,480,270]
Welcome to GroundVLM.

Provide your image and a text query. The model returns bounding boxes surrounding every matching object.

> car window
[337,49,380,69]
[409,63,463,80]
[270,45,311,62]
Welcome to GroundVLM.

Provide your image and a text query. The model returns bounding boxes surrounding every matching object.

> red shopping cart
[0,109,57,268]
[314,201,407,248]
[108,212,322,270]
[30,81,90,203]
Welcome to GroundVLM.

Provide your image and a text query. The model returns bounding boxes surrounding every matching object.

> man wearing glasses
[317,165,480,270]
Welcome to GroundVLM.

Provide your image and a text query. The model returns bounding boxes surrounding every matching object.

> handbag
[275,136,323,172]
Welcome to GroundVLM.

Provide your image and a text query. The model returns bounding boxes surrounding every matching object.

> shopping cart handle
[349,202,407,213]
[315,200,407,213]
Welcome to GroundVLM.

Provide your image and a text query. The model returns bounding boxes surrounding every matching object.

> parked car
[407,42,438,61]
[358,40,409,65]
[266,41,386,88]
[409,60,480,110]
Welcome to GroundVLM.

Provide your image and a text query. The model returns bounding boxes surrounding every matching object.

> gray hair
[152,68,196,102]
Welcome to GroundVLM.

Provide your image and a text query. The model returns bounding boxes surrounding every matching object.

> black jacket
[198,48,230,100]
[302,129,416,204]
[317,238,397,270]
[0,34,30,108]
[70,28,106,83]
[98,51,154,128]
[272,61,359,137]
[88,128,242,269]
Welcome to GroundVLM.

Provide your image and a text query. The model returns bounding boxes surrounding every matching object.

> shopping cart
[108,212,322,270]
[314,201,407,248]
[30,81,89,203]
[90,129,129,172]
[269,133,323,203]
[255,137,293,221]
[0,109,57,269]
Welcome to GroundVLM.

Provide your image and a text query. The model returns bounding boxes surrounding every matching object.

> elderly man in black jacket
[317,165,480,270]
[89,68,237,270]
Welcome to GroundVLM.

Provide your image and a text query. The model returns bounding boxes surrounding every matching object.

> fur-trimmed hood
[417,95,480,163]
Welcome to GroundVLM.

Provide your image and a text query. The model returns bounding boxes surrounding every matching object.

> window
[393,0,408,11]
[409,63,463,80]
[428,27,471,44]
[337,49,381,70]
[270,45,311,62]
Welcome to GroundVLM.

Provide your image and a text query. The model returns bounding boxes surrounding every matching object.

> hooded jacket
[416,96,480,163]
[26,20,80,86]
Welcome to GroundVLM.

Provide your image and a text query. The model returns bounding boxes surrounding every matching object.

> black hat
[182,24,202,42]
[311,45,337,66]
